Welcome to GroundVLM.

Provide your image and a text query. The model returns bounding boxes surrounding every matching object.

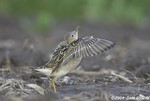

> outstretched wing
[72,36,115,57]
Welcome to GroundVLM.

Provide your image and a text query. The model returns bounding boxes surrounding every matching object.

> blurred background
[0,0,150,31]
[0,0,150,72]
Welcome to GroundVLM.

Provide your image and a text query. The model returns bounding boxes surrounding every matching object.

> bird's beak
[74,26,79,38]
[75,26,79,33]
[67,26,79,34]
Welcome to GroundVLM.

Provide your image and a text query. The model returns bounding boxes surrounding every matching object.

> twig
[111,72,133,83]
[0,79,13,89]
[26,84,45,95]
[71,69,115,76]
[120,68,138,82]
[146,73,150,77]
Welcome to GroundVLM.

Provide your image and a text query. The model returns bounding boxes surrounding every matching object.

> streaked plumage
[35,27,115,93]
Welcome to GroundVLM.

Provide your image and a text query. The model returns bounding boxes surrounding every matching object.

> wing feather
[78,42,82,57]
[81,41,87,57]
[87,42,96,56]
[85,43,92,56]
[73,36,115,57]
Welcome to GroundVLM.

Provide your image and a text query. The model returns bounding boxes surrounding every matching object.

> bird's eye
[71,34,74,37]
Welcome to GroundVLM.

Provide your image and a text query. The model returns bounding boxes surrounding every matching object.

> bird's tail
[34,61,53,76]
[34,68,52,76]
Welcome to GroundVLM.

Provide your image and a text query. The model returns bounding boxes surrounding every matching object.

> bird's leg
[48,77,52,91]
[48,77,57,93]
[52,78,57,93]
[49,80,52,90]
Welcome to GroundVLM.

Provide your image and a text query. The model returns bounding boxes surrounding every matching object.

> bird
[35,27,115,93]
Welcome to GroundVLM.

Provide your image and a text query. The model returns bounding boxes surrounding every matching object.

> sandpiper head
[65,26,79,44]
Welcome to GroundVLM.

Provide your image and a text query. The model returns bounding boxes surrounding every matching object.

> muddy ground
[0,18,150,101]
